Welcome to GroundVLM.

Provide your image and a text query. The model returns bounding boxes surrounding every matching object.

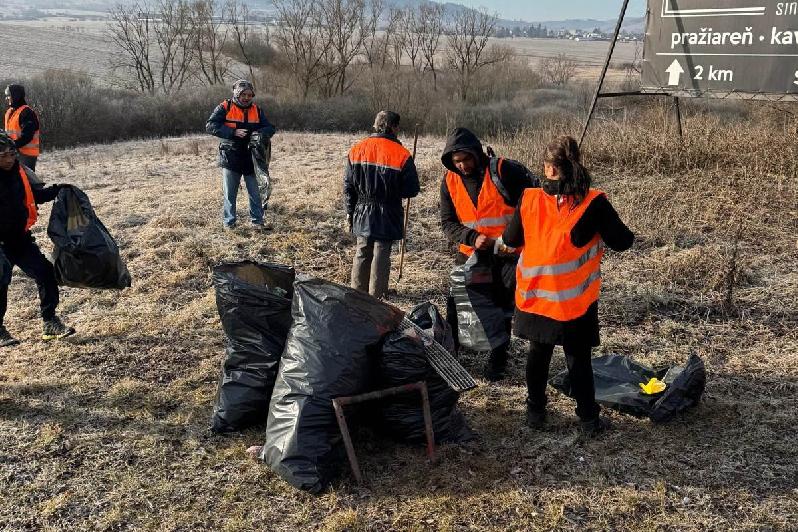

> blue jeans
[222,168,263,226]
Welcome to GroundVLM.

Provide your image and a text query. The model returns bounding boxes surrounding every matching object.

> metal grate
[397,318,477,392]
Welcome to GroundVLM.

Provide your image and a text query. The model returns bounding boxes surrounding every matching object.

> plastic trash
[210,261,295,433]
[550,354,705,422]
[250,131,272,210]
[448,252,510,351]
[259,276,405,494]
[47,185,131,289]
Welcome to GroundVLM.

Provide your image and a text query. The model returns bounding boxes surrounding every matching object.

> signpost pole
[673,96,683,139]
[579,0,631,147]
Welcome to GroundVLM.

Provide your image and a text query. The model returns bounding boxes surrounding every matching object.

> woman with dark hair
[502,135,634,436]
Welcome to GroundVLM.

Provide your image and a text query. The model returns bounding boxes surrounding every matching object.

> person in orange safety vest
[4,84,41,171]
[440,127,538,381]
[344,111,419,298]
[502,135,634,437]
[0,131,75,348]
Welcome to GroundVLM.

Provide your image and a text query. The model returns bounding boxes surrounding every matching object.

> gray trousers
[351,236,393,298]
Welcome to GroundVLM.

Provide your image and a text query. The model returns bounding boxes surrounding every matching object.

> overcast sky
[461,0,647,22]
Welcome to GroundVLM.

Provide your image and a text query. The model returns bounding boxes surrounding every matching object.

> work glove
[493,236,517,256]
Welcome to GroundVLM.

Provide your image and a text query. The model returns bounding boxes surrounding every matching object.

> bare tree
[398,7,424,72]
[445,8,502,101]
[153,0,195,93]
[191,0,229,85]
[317,0,370,95]
[273,0,334,99]
[362,0,393,69]
[107,2,156,94]
[540,53,578,86]
[417,2,444,89]
[226,0,256,85]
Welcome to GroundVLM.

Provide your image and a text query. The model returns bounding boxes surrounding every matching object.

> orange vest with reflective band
[348,136,411,172]
[515,188,605,321]
[221,100,260,130]
[445,159,517,257]
[4,105,40,157]
[17,165,38,231]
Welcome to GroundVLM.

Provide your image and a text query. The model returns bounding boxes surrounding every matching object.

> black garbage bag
[250,131,272,210]
[47,185,131,289]
[259,276,405,494]
[378,302,473,443]
[210,261,295,433]
[449,252,509,351]
[0,248,10,286]
[550,354,705,422]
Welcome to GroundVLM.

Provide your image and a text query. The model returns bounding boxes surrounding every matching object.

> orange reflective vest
[221,99,260,130]
[348,135,411,173]
[17,164,38,231]
[515,188,605,321]
[446,158,517,257]
[4,105,40,157]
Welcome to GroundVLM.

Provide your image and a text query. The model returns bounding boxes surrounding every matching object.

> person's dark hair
[543,135,591,203]
[373,110,400,134]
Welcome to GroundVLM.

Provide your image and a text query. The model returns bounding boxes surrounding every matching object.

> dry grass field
[0,107,796,530]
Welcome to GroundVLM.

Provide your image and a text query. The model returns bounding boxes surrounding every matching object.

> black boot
[483,342,509,381]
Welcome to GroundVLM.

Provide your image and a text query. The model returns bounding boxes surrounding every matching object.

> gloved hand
[493,236,517,256]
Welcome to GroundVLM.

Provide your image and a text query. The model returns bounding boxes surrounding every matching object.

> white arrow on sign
[666,59,685,86]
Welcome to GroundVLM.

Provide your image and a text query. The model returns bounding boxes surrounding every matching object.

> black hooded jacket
[0,161,59,245]
[4,85,40,151]
[206,99,276,175]
[439,128,538,251]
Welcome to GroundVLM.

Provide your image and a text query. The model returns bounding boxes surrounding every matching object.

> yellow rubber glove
[639,377,667,395]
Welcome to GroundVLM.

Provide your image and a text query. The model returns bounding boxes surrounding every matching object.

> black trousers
[0,236,59,327]
[526,340,600,421]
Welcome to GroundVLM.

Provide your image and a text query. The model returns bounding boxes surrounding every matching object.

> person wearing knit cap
[0,131,74,347]
[4,84,41,171]
[206,80,276,229]
[439,127,539,381]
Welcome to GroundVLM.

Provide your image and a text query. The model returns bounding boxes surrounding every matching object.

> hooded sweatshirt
[4,85,40,151]
[439,127,537,251]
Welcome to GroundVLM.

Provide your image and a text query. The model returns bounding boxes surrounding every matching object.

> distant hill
[525,17,646,34]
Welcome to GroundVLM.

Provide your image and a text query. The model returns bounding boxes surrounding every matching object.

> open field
[0,112,796,529]
[0,20,637,83]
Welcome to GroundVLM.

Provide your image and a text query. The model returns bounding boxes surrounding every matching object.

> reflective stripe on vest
[18,165,38,231]
[348,136,411,172]
[221,100,260,130]
[515,188,605,321]
[445,160,517,257]
[4,105,40,157]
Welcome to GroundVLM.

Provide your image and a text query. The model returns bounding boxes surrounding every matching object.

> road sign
[642,0,798,99]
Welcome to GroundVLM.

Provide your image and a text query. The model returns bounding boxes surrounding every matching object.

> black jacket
[0,162,59,245]
[344,133,420,241]
[4,84,40,150]
[206,99,276,175]
[439,127,538,253]
[502,193,635,346]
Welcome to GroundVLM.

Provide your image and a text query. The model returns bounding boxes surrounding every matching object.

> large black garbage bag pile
[47,185,131,289]
[259,277,405,494]
[551,354,705,422]
[449,252,509,351]
[0,248,10,286]
[378,302,473,443]
[210,261,295,433]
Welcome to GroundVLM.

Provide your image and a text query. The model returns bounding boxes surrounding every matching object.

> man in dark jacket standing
[344,111,420,299]
[440,127,537,380]
[4,84,41,171]
[0,132,74,347]
[206,80,276,229]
